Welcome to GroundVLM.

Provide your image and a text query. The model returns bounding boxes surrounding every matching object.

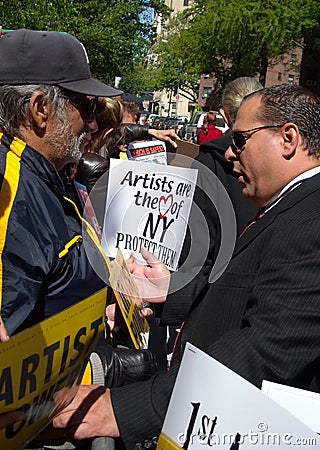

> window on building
[202,87,212,98]
[288,74,295,85]
[290,54,297,65]
[183,0,189,5]
[203,73,212,79]
[278,73,282,81]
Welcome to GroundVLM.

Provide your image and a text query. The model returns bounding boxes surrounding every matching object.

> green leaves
[1,0,319,95]
[0,0,169,88]
[148,0,320,91]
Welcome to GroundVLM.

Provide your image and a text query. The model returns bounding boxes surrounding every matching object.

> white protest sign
[157,343,320,449]
[101,159,198,271]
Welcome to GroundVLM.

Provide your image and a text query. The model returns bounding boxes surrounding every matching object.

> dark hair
[121,100,140,123]
[243,84,320,157]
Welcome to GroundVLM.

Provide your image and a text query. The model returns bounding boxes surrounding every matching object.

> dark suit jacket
[158,134,256,326]
[112,172,320,449]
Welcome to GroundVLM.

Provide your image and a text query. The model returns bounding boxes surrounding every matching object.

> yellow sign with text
[0,288,107,450]
[109,249,149,349]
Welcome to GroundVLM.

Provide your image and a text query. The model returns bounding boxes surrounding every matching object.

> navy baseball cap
[122,93,144,112]
[0,28,123,97]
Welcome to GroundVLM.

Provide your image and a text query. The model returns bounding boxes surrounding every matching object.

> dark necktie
[239,210,266,237]
[239,178,307,237]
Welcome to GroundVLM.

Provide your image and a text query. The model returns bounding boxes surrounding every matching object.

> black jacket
[112,172,320,449]
[76,152,109,194]
[0,134,106,335]
[122,123,150,144]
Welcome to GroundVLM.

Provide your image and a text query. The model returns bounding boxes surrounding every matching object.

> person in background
[74,96,124,209]
[121,99,140,124]
[80,96,179,160]
[197,110,223,145]
[76,95,179,209]
[84,96,124,158]
[121,92,151,125]
[118,98,179,155]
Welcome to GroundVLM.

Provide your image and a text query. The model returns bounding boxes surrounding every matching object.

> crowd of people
[1,27,320,450]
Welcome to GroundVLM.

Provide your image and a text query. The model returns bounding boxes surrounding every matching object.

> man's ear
[281,123,299,159]
[29,91,49,131]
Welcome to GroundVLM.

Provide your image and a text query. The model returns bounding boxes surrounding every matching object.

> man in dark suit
[160,78,260,327]
[53,84,320,449]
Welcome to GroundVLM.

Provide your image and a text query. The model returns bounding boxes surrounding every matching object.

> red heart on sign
[158,194,173,219]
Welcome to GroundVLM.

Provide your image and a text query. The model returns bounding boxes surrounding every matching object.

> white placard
[101,159,198,271]
[262,380,320,433]
[157,343,320,449]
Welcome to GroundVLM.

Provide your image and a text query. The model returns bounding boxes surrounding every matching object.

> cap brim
[58,77,123,97]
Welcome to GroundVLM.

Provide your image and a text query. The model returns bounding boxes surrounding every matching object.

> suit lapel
[233,173,320,257]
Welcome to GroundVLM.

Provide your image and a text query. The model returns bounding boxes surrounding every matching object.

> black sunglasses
[61,90,98,118]
[232,124,285,153]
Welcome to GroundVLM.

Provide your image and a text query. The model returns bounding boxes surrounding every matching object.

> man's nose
[225,144,237,162]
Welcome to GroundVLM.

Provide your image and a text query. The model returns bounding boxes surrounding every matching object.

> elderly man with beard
[0,28,124,337]
[0,30,170,450]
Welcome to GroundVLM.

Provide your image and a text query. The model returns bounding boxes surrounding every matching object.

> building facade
[198,47,303,111]
[152,0,194,119]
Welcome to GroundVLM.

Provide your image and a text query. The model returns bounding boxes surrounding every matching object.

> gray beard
[46,119,86,165]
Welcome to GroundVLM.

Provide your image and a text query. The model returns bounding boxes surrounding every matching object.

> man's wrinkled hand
[126,247,170,303]
[53,385,119,440]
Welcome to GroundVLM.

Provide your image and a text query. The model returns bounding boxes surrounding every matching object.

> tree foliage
[2,1,319,97]
[135,13,201,102]
[0,0,170,89]
[149,0,320,96]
